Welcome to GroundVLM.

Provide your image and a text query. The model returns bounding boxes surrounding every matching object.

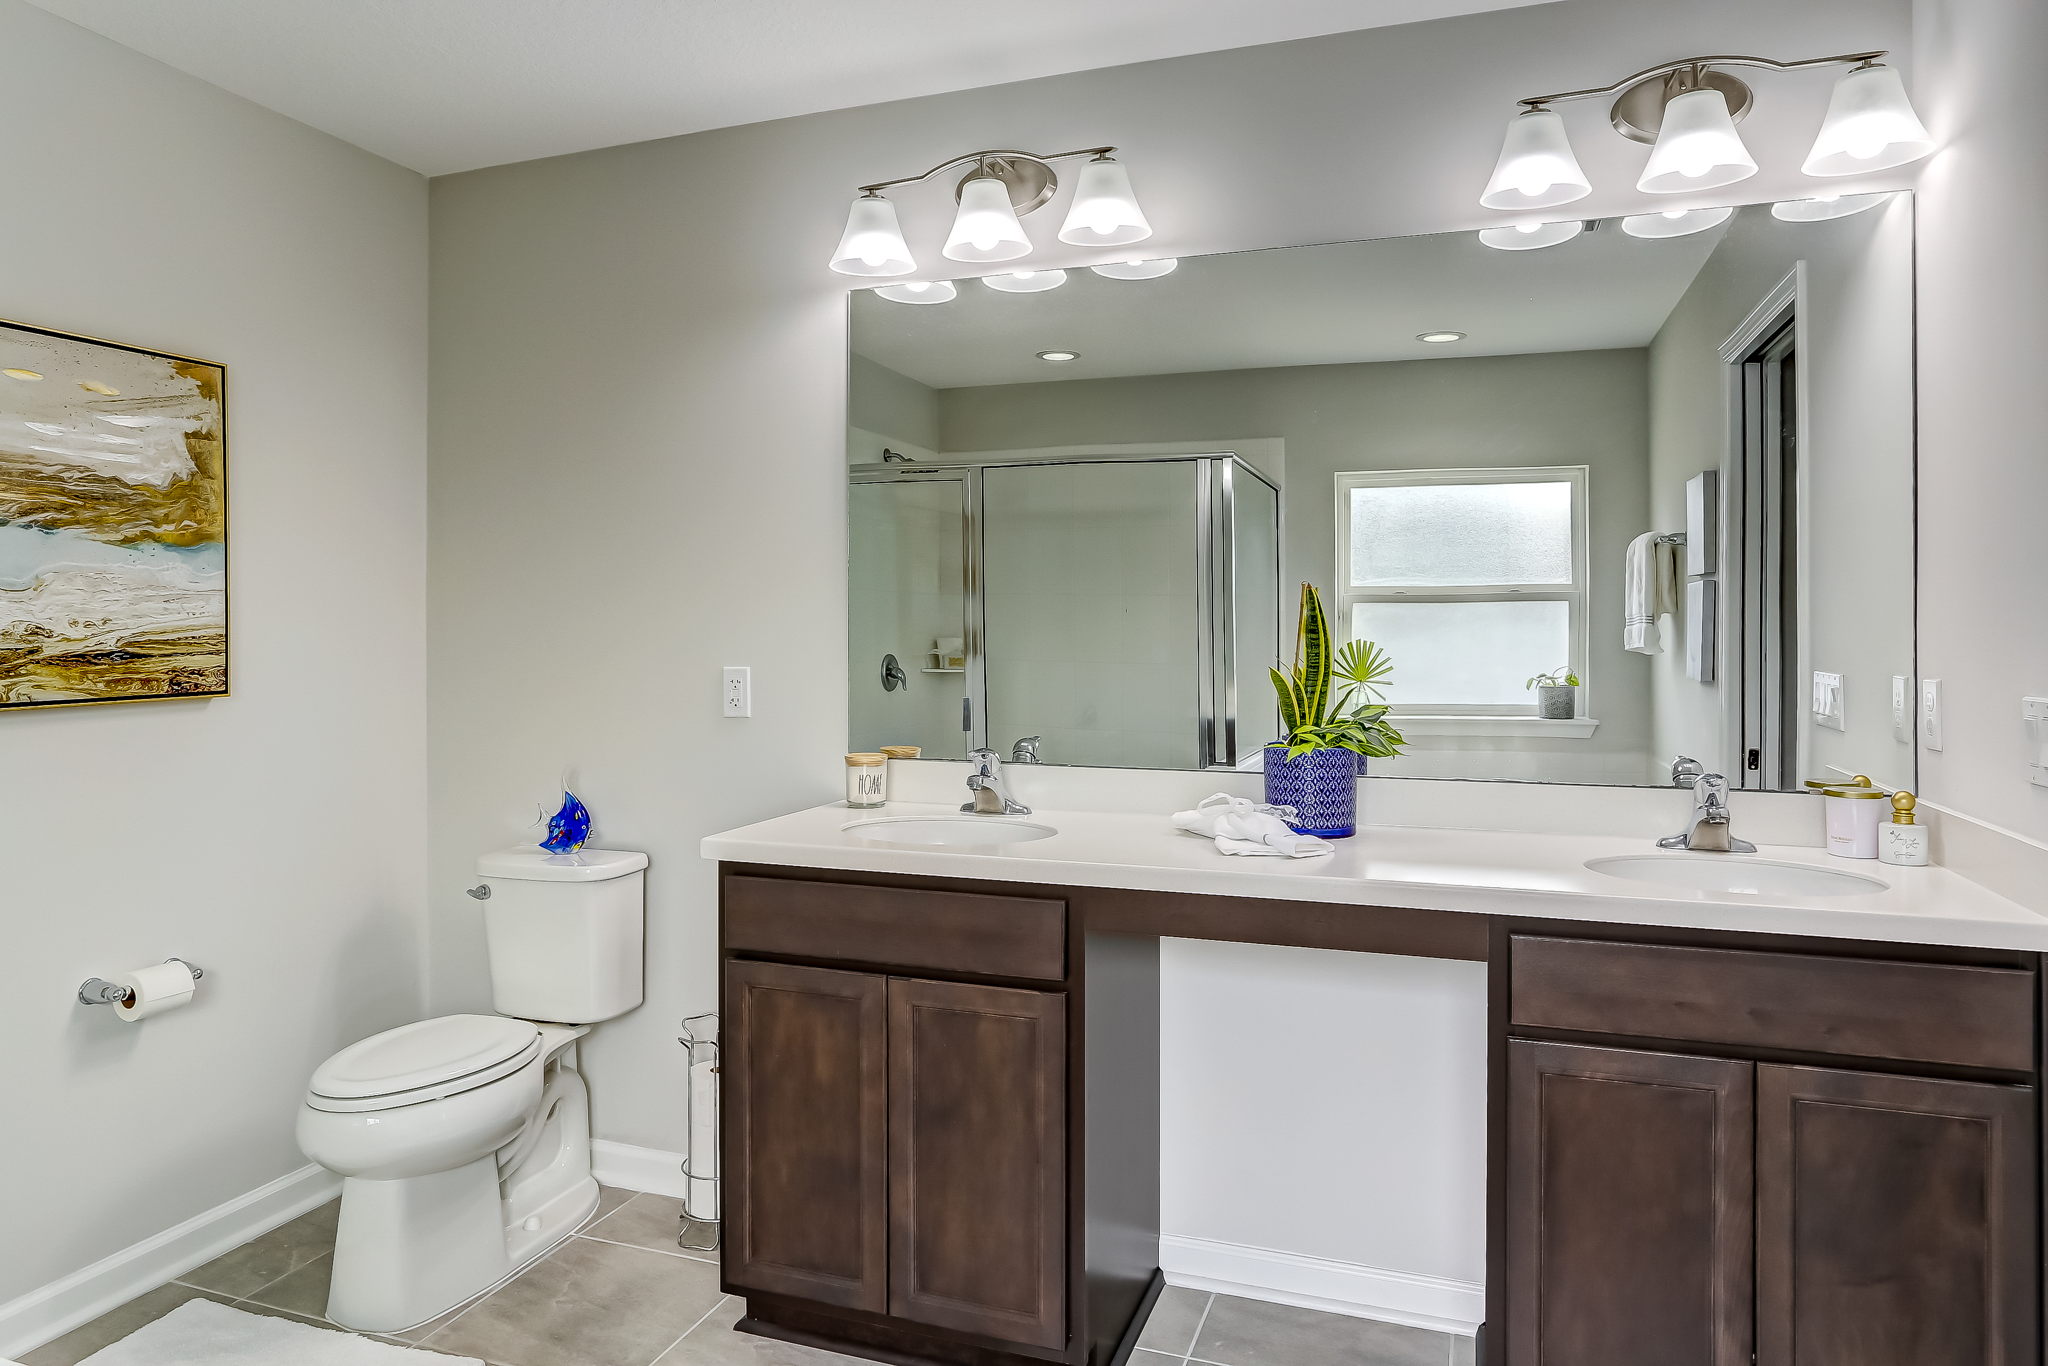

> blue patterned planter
[1263,744,1358,839]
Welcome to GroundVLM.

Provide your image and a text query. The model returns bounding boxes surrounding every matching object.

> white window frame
[1334,465,1592,725]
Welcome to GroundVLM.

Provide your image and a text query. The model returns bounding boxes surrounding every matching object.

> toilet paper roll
[112,960,197,1022]
[686,1058,720,1222]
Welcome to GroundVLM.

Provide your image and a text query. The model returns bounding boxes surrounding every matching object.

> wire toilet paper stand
[678,1011,721,1252]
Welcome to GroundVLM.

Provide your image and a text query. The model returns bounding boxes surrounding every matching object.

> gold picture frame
[0,318,228,711]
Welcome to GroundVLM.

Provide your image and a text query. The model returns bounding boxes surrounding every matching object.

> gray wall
[1646,200,1916,788]
[1,0,428,1304]
[847,353,939,464]
[939,350,1656,777]
[1913,0,2048,840]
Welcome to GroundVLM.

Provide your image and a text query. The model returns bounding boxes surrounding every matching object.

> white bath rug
[79,1299,481,1365]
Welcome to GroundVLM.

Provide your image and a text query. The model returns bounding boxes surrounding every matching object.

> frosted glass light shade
[874,279,958,304]
[829,195,915,277]
[1637,88,1758,194]
[980,269,1068,294]
[1621,205,1735,238]
[1057,157,1152,247]
[1089,258,1178,280]
[1802,64,1933,176]
[1771,191,1888,222]
[1477,219,1583,251]
[1479,108,1592,210]
[944,175,1032,263]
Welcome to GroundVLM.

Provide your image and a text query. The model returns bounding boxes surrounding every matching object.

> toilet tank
[475,847,648,1024]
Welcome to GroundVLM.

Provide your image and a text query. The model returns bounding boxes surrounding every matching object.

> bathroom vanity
[706,804,2045,1366]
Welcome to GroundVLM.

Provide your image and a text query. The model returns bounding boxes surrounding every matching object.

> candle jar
[845,752,887,808]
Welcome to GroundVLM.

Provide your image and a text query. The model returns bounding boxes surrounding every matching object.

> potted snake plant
[1265,583,1406,838]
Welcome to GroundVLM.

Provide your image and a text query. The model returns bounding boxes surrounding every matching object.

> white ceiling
[22,0,1560,176]
[852,219,1727,390]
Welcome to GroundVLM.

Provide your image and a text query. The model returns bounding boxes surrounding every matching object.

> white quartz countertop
[701,801,2048,953]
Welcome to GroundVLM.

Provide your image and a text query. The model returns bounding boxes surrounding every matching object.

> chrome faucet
[1010,735,1043,764]
[1658,772,1756,853]
[963,747,1032,816]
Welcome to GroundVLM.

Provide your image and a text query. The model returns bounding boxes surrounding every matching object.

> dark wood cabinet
[888,978,1067,1349]
[723,959,888,1313]
[1756,1065,2037,1366]
[1506,1040,1754,1366]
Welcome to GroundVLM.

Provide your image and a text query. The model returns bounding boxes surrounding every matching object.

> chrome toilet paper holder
[78,958,205,1006]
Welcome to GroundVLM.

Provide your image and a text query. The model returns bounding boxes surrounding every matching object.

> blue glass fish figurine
[540,790,592,854]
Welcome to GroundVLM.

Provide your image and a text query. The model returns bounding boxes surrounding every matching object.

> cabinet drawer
[1510,935,2034,1072]
[724,875,1066,983]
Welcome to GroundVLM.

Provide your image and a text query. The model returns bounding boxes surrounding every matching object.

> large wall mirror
[847,193,1915,792]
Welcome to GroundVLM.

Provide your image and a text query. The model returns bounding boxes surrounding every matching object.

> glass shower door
[847,477,970,759]
[981,460,1203,770]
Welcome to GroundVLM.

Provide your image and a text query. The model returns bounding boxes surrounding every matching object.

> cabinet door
[888,977,1067,1350]
[724,960,888,1312]
[1757,1065,2037,1366]
[1507,1041,1753,1366]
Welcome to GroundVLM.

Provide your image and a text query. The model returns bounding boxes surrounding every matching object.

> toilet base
[325,1032,602,1334]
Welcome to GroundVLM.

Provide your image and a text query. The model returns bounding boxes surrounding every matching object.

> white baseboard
[0,1163,340,1360]
[1159,1234,1482,1335]
[590,1140,688,1200]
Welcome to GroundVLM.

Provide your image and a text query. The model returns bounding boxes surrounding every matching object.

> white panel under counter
[703,786,2048,955]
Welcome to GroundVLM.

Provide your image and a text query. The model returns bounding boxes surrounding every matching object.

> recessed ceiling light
[1416,331,1467,344]
[1037,350,1080,363]
[982,269,1068,294]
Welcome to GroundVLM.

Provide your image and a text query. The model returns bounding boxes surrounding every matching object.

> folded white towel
[1623,532,1679,655]
[1171,793,1336,858]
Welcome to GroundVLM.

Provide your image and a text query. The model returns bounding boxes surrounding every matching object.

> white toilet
[297,847,647,1333]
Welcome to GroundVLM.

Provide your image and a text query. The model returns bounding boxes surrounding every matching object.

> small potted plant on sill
[1526,666,1582,720]
[1265,583,1407,838]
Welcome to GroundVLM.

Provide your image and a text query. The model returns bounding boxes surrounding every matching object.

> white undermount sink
[844,815,1057,848]
[1586,853,1887,898]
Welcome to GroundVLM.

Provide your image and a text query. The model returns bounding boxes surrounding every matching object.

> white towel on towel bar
[1624,532,1679,655]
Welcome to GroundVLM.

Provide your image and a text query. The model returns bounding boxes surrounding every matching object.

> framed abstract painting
[0,320,227,710]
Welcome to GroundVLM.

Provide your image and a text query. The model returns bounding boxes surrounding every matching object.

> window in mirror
[1337,466,1587,715]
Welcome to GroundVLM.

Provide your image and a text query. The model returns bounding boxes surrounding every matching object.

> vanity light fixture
[828,146,1152,277]
[1771,191,1888,222]
[1480,52,1931,208]
[873,280,959,305]
[1089,258,1179,280]
[1620,205,1735,238]
[1477,219,1584,251]
[982,269,1069,294]
[1036,350,1080,363]
[1416,331,1467,343]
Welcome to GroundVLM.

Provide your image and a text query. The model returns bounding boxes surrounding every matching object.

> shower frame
[850,451,1282,771]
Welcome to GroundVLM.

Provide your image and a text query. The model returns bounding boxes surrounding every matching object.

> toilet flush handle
[465,884,491,901]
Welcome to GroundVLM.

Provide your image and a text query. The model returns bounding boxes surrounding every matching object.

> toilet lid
[311,1014,541,1101]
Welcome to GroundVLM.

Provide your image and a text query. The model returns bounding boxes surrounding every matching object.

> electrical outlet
[722,666,751,718]
[1920,678,1943,752]
[1892,676,1910,742]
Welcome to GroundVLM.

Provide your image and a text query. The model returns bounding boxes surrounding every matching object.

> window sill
[1395,715,1601,740]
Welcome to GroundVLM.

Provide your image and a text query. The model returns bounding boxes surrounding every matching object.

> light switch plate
[1892,676,1910,742]
[722,666,751,718]
[1811,671,1845,731]
[1921,678,1944,751]
[2025,697,2048,788]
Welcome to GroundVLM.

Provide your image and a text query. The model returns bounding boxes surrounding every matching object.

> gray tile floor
[23,1194,1474,1366]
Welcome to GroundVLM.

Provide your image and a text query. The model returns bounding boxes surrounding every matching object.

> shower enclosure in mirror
[849,454,1279,770]
[847,192,1915,791]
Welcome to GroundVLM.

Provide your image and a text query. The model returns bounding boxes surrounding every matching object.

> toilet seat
[307,1015,541,1114]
